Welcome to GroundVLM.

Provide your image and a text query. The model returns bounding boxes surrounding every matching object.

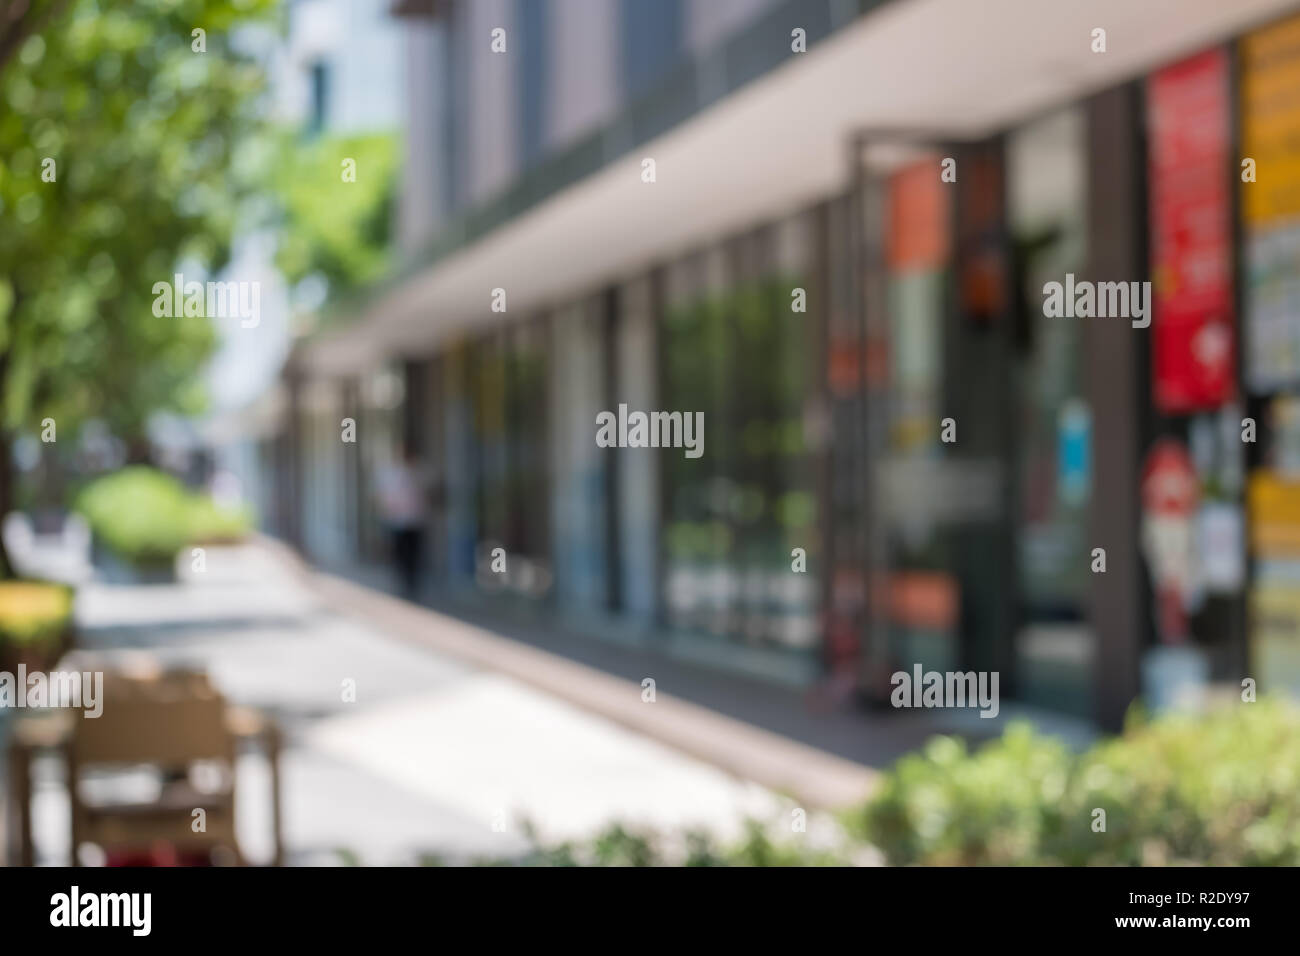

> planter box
[92,542,178,584]
[0,621,76,680]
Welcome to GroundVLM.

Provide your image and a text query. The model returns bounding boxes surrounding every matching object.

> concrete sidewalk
[20,541,863,865]
[298,543,1097,792]
[300,564,881,810]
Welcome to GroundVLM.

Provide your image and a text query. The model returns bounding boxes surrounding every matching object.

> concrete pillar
[1085,85,1148,731]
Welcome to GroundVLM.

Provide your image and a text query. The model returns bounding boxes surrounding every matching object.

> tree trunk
[0,344,12,578]
[0,426,13,580]
[125,435,152,466]
[0,0,73,77]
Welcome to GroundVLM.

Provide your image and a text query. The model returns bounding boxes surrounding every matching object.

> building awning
[301,0,1298,376]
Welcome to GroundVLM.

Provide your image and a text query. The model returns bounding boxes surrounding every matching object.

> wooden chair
[6,667,283,866]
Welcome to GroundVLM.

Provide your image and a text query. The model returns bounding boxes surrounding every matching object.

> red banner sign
[1148,49,1236,414]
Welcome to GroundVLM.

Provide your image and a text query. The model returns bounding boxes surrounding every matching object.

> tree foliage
[272,128,398,301]
[0,0,277,440]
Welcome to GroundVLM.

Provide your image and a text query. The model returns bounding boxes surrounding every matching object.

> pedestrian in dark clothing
[375,444,428,600]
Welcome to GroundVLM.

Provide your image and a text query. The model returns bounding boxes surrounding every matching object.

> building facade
[260,0,1300,730]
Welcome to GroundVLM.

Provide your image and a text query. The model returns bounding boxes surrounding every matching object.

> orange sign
[1241,14,1300,226]
[1248,471,1300,557]
[888,159,949,271]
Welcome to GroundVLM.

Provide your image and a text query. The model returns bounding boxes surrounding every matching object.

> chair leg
[6,740,34,867]
[268,722,284,867]
[66,746,81,867]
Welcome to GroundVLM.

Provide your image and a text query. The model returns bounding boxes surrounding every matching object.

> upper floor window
[307,60,330,136]
[620,0,682,102]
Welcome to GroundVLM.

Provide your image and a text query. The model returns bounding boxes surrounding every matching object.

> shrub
[856,699,1300,866]
[1061,700,1300,866]
[434,819,854,867]
[75,466,253,567]
[76,467,192,566]
[187,495,254,544]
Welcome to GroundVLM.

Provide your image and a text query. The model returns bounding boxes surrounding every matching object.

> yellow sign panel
[1242,14,1300,226]
[1248,470,1300,695]
[1251,584,1300,696]
[1248,471,1300,556]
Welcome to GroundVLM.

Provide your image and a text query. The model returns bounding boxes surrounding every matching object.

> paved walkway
[309,548,1097,778]
[21,544,813,865]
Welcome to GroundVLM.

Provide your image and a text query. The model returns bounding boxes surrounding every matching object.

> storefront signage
[1148,49,1236,412]
[1242,17,1300,391]
[1141,439,1199,643]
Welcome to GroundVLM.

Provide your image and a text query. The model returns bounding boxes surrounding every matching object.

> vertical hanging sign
[1148,48,1236,413]
[1242,16,1300,391]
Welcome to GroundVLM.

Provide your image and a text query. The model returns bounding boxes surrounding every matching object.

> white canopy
[301,0,1296,375]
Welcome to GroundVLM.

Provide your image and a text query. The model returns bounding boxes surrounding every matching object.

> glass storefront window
[359,363,403,564]
[550,300,609,611]
[1008,108,1094,716]
[615,277,660,619]
[441,341,478,585]
[881,156,958,676]
[504,323,552,597]
[662,224,818,664]
[455,329,553,599]
[663,251,733,637]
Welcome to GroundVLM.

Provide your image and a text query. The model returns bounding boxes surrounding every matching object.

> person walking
[375,443,428,600]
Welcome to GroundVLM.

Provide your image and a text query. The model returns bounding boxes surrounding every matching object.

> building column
[281,361,305,554]
[1085,84,1148,731]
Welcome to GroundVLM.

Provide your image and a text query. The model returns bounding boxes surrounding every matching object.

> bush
[443,820,853,867]
[76,467,192,566]
[856,699,1300,866]
[75,466,253,567]
[187,495,254,545]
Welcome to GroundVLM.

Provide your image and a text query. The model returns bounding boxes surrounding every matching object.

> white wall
[463,0,519,205]
[399,20,446,257]
[684,0,783,55]
[546,0,621,151]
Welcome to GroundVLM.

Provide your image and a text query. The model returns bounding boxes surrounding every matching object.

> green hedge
[75,466,252,567]
[187,494,256,544]
[419,821,853,867]
[855,699,1300,866]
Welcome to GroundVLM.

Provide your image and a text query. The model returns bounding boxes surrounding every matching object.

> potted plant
[75,467,192,583]
[0,580,75,677]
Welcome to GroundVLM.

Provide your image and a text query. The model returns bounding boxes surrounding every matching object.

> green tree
[272,129,398,304]
[0,0,277,575]
[0,0,73,75]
